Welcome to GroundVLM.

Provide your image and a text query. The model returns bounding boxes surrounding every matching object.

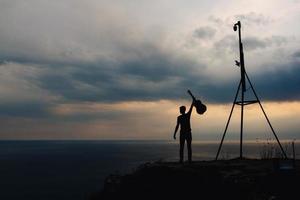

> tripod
[215,21,287,160]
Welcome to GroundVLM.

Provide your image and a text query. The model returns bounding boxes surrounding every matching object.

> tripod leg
[216,81,241,160]
[240,81,244,159]
[245,72,287,159]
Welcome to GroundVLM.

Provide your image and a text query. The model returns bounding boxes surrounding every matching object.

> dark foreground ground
[91,159,299,200]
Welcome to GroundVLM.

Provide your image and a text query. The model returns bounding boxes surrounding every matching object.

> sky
[0,0,299,140]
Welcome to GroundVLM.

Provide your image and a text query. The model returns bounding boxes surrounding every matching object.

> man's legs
[187,132,192,163]
[179,134,185,163]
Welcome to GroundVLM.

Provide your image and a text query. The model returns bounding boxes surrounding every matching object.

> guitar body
[188,90,207,115]
[194,100,207,114]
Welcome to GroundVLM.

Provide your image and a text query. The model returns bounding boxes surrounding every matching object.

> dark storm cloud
[0,60,6,65]
[0,100,134,122]
[250,61,300,101]
[34,47,208,103]
[182,60,300,103]
[0,37,298,119]
[0,48,296,123]
[27,50,300,106]
[0,102,51,118]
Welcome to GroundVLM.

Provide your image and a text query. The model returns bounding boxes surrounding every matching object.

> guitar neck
[187,90,196,101]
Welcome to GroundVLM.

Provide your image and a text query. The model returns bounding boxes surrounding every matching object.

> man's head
[179,106,186,114]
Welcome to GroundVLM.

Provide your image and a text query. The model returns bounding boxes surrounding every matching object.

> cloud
[0,1,299,123]
[0,102,51,118]
[193,26,217,39]
[10,52,299,108]
[234,12,273,26]
[33,46,208,103]
[214,35,288,52]
[208,12,274,30]
[208,15,224,26]
[292,50,300,58]
[251,61,300,101]
[0,41,299,122]
[243,37,267,50]
[0,0,300,139]
[214,35,237,52]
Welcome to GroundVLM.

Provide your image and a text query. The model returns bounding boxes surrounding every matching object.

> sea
[0,140,299,200]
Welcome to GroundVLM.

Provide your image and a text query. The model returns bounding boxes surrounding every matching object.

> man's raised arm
[187,100,195,115]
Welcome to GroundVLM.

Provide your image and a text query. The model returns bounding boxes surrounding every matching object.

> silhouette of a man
[173,100,194,164]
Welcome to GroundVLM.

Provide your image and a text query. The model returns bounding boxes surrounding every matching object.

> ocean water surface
[0,140,298,200]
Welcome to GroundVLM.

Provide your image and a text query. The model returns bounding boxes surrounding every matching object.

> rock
[91,159,299,200]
